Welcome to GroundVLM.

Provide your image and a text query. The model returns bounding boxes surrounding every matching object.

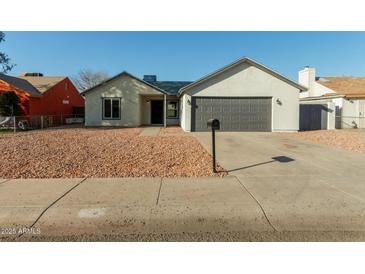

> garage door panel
[192,97,272,132]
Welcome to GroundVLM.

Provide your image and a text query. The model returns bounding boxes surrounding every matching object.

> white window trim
[166,100,179,119]
[102,97,121,120]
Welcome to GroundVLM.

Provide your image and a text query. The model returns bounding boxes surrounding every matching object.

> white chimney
[299,66,316,97]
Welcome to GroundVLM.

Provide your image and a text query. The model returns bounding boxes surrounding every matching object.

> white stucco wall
[85,74,163,127]
[180,94,189,131]
[327,102,336,130]
[298,82,335,99]
[332,97,343,108]
[298,67,336,98]
[180,62,300,132]
[359,100,365,128]
[299,67,315,96]
[341,99,362,128]
[299,91,309,98]
[312,82,336,97]
[338,98,365,129]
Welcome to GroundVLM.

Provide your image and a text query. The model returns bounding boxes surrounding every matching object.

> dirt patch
[285,129,365,153]
[0,127,225,178]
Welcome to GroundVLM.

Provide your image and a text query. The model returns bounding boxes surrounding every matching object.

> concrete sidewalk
[1,176,365,241]
[138,127,160,136]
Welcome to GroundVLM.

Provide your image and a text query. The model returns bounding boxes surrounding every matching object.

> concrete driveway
[193,132,365,177]
[193,132,365,234]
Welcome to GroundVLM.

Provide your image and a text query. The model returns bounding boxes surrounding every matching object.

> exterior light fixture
[276,99,282,105]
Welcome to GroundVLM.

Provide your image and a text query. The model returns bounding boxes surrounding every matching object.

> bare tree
[0,32,15,74]
[72,69,109,92]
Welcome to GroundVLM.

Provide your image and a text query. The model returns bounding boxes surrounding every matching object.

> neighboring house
[0,73,84,116]
[82,57,306,132]
[0,74,43,115]
[299,67,365,129]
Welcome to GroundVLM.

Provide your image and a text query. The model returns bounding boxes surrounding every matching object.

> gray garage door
[299,104,328,131]
[191,97,272,131]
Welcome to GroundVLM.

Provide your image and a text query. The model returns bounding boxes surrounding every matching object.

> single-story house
[299,66,365,129]
[82,57,306,132]
[0,73,84,116]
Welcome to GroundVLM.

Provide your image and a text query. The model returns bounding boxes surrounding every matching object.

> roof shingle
[317,77,365,97]
[147,81,193,95]
[0,73,42,97]
[18,76,66,93]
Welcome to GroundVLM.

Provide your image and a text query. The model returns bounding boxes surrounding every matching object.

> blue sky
[2,31,365,82]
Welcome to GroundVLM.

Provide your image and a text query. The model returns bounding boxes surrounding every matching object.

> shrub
[0,91,20,116]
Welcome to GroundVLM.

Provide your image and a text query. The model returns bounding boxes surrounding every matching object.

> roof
[178,57,307,95]
[0,73,42,97]
[81,71,169,95]
[316,77,365,98]
[82,57,306,97]
[18,76,66,93]
[146,81,192,95]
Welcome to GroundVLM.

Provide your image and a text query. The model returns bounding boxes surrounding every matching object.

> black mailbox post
[207,119,220,173]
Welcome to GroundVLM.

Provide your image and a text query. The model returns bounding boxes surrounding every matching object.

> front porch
[140,94,179,127]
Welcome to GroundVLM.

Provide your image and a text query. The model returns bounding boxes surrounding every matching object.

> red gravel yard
[286,129,365,153]
[0,127,224,178]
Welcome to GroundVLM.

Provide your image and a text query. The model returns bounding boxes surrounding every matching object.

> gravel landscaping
[0,127,225,178]
[286,129,365,153]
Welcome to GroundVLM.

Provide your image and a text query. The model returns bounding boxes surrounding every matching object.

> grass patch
[0,128,14,134]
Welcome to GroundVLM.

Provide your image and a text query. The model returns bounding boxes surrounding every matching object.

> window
[103,98,120,119]
[167,101,178,118]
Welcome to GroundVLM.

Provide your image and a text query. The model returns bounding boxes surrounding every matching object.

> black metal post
[212,128,216,173]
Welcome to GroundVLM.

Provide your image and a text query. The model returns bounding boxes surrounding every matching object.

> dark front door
[151,100,164,124]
